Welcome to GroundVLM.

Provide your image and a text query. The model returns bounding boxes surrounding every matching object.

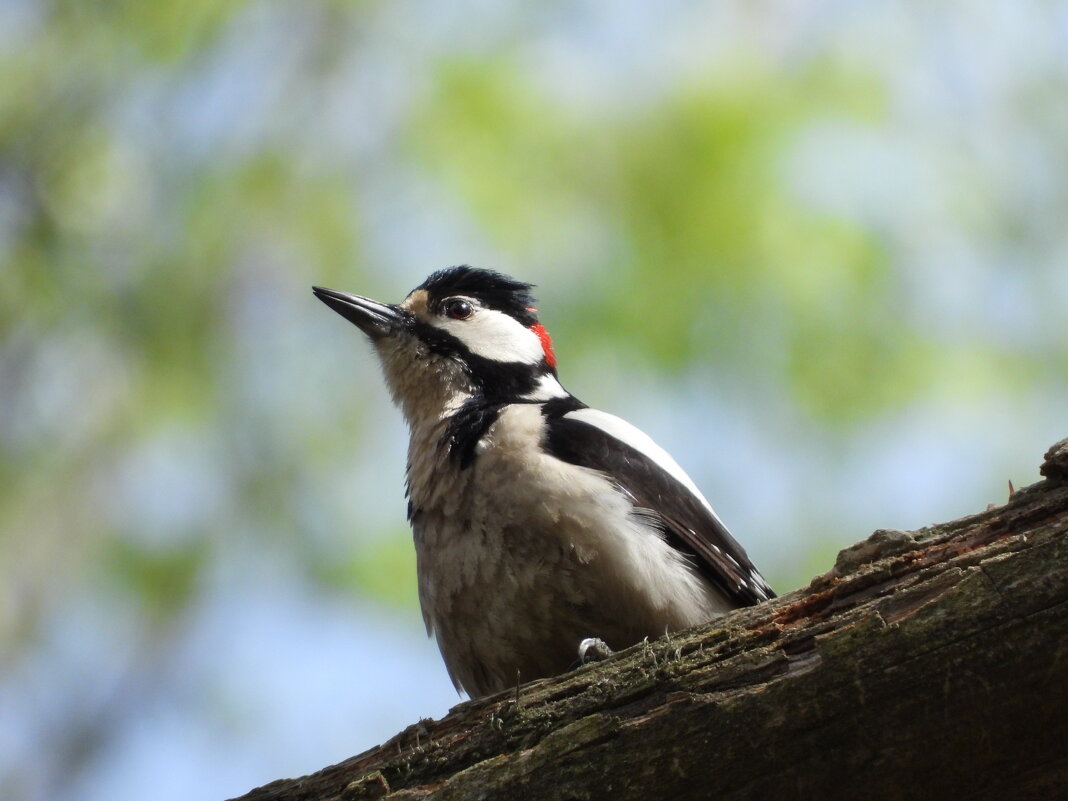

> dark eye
[442,298,473,320]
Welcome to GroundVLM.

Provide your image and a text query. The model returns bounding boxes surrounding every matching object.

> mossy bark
[231,438,1068,801]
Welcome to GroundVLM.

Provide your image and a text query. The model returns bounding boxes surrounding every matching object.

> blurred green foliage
[317,532,419,608]
[409,58,923,420]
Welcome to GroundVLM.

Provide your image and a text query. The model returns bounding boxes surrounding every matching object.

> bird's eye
[442,298,474,320]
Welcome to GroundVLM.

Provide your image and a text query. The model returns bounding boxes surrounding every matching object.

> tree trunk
[231,438,1068,801]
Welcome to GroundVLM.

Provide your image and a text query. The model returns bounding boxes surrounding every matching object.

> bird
[313,266,774,698]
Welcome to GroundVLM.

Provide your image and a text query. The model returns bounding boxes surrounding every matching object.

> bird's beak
[312,286,406,340]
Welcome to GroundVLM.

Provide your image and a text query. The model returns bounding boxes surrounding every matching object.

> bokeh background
[2,2,1067,799]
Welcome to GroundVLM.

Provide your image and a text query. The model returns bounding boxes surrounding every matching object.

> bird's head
[314,266,564,424]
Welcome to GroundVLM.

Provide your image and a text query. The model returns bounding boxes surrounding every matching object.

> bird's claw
[578,637,614,664]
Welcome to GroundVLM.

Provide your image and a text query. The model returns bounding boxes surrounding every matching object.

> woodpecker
[313,267,774,698]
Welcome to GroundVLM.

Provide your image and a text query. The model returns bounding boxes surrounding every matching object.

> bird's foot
[578,637,614,664]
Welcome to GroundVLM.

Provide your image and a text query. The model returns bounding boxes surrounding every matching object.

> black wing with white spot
[541,401,774,607]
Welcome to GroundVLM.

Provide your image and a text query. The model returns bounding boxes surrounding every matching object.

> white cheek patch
[564,408,728,526]
[522,373,569,401]
[434,305,546,365]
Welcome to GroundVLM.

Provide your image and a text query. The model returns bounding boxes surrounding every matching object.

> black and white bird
[313,267,774,697]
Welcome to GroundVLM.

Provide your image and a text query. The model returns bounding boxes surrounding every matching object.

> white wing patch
[563,408,730,528]
[521,373,569,401]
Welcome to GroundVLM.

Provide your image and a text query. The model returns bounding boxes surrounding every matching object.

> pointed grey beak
[312,286,406,339]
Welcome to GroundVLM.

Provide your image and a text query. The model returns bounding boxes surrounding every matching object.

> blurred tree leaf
[57,0,249,64]
[102,538,209,624]
[316,533,419,609]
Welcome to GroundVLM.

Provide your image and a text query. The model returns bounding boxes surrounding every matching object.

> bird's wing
[542,404,774,606]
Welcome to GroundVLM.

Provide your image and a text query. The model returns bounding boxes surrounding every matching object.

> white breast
[412,405,731,660]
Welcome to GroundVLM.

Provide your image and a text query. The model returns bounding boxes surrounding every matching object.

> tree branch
[232,438,1068,801]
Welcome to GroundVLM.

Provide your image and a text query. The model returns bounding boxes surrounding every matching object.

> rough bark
[232,438,1068,801]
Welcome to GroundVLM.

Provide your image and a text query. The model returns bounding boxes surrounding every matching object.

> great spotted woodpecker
[314,267,774,697]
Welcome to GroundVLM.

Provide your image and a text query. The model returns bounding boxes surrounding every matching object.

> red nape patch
[530,322,556,368]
